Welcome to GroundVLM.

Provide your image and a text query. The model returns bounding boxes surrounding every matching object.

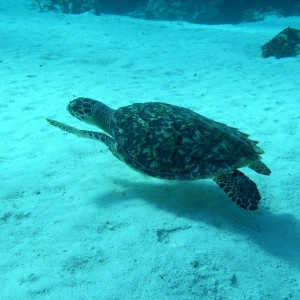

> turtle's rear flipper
[213,170,261,211]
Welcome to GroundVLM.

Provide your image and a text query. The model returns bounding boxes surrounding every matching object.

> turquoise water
[1,1,299,299]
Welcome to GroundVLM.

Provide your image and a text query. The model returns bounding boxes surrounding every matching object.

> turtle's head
[67,97,115,135]
[67,97,99,123]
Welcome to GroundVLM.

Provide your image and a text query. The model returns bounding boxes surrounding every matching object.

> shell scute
[112,102,263,180]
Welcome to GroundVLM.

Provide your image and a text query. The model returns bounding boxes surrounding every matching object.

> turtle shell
[111,102,262,180]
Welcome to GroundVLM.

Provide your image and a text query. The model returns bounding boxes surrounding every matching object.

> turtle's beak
[66,100,75,115]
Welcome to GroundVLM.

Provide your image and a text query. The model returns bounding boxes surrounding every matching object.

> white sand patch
[1,2,299,299]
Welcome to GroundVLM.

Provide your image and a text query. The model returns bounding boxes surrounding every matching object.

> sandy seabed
[1,1,300,299]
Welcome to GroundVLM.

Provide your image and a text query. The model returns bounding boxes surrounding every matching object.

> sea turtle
[46,97,271,211]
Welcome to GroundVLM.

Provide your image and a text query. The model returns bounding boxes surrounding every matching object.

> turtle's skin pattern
[46,97,271,211]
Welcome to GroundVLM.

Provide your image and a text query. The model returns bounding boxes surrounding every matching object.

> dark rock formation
[254,0,300,17]
[34,0,300,24]
[100,0,147,14]
[242,8,264,22]
[261,27,300,59]
[35,0,101,15]
[129,0,256,24]
[129,0,300,24]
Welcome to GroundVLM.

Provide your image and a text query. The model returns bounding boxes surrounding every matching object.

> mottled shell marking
[111,102,261,180]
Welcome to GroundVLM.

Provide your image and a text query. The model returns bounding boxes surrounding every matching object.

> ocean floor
[1,1,300,299]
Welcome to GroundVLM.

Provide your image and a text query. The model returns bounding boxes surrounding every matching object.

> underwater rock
[254,0,300,17]
[129,0,268,25]
[261,27,300,59]
[242,9,264,23]
[33,0,300,23]
[100,0,146,14]
[33,0,101,15]
[130,0,246,25]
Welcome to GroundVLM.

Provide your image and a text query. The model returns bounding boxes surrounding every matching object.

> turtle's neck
[92,101,115,136]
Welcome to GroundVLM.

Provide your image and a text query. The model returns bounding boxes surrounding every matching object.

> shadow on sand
[96,178,300,268]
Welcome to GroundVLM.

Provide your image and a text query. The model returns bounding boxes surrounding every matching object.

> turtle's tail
[248,161,271,175]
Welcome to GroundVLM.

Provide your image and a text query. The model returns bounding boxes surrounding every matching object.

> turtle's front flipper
[46,118,117,154]
[213,170,261,211]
